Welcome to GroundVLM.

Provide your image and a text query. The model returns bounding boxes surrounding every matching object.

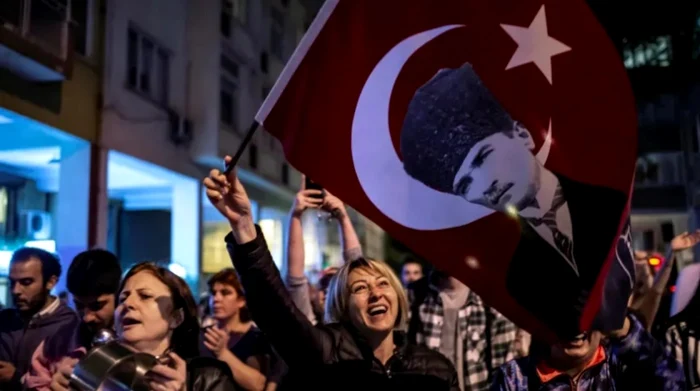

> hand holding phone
[305,177,325,200]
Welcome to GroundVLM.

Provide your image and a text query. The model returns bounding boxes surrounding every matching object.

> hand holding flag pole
[224,120,260,174]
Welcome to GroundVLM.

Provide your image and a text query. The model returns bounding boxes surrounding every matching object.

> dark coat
[226,226,459,391]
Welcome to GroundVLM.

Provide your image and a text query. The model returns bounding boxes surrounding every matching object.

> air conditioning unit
[168,109,193,146]
[18,210,52,240]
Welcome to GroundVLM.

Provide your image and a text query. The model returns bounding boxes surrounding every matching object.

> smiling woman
[324,258,408,335]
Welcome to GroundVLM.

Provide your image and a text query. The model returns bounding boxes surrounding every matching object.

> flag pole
[224,120,260,174]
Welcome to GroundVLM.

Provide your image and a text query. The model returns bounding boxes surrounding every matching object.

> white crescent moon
[351,25,552,231]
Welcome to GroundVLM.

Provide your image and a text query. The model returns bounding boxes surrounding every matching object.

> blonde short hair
[324,258,409,330]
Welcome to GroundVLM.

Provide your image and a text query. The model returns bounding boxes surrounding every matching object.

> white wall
[101,0,201,179]
[187,0,222,165]
[189,0,309,188]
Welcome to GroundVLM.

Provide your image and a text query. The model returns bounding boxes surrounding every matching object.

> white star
[501,5,571,84]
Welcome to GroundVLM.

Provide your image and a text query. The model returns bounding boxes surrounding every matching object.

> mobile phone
[305,177,325,199]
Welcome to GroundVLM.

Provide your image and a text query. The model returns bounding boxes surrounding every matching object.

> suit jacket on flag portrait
[505,174,628,338]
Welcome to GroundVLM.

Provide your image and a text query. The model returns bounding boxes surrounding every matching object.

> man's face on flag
[452,125,539,213]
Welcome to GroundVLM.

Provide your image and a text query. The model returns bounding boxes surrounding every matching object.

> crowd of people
[0,159,698,390]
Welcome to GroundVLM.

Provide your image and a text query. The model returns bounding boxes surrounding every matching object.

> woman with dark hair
[115,262,237,391]
[200,268,286,390]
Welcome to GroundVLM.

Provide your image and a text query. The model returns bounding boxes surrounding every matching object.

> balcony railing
[0,0,73,80]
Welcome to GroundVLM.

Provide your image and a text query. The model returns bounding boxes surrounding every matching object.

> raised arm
[225,228,328,372]
[322,190,363,262]
[203,159,330,372]
[284,178,323,324]
[633,230,700,330]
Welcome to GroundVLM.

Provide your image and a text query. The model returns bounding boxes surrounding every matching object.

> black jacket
[0,299,79,391]
[187,357,238,391]
[226,227,458,391]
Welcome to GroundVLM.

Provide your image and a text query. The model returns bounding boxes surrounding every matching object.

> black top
[187,357,238,391]
[199,325,287,387]
[225,226,459,391]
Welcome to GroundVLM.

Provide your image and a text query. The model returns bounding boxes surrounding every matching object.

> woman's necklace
[155,347,174,367]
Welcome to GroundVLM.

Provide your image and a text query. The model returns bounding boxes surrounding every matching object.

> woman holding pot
[48,263,237,391]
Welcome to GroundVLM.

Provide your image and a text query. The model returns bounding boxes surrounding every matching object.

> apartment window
[49,0,90,55]
[270,8,285,59]
[0,1,22,27]
[155,50,169,105]
[220,77,237,126]
[260,51,269,73]
[221,55,239,78]
[221,0,247,37]
[232,0,247,24]
[140,40,153,93]
[622,36,672,69]
[126,25,170,105]
[70,0,90,55]
[220,53,239,127]
[221,0,231,37]
[249,144,258,169]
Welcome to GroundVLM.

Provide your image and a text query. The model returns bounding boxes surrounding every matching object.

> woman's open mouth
[367,304,388,319]
[121,317,142,328]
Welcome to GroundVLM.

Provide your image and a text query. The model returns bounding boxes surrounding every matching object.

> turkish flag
[257,0,637,341]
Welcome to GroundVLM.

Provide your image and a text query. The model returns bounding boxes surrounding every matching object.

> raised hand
[321,189,347,219]
[203,156,256,243]
[671,230,700,252]
[292,175,324,217]
[203,325,231,359]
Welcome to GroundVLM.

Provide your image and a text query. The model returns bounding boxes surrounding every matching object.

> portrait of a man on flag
[399,62,633,337]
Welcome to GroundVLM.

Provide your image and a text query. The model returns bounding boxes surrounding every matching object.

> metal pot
[69,341,158,391]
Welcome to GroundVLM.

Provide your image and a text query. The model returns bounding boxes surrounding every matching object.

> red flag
[257,0,637,341]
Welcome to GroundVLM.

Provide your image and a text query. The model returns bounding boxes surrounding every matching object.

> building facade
[190,0,385,293]
[99,0,385,296]
[0,0,104,302]
[0,0,387,303]
[598,3,700,267]
[99,0,203,292]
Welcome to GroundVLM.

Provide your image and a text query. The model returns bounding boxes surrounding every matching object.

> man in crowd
[407,269,518,391]
[0,248,78,391]
[23,249,123,390]
[67,249,122,337]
